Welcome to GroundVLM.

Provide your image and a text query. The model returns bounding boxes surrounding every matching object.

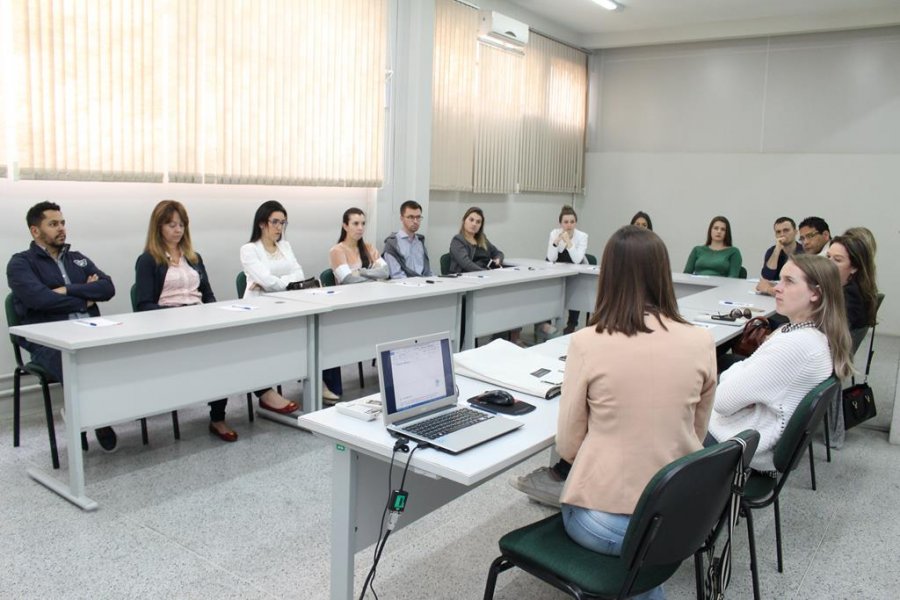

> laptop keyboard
[403,408,492,440]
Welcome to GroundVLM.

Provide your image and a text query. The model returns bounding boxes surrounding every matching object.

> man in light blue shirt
[382,200,433,279]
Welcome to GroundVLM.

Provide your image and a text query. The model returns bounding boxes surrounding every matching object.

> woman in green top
[684,216,743,278]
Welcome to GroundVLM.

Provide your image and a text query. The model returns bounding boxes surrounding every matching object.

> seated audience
[550,226,716,600]
[7,201,119,452]
[756,216,803,296]
[684,216,743,278]
[238,200,303,414]
[545,204,588,336]
[707,255,852,471]
[135,200,237,442]
[324,207,389,402]
[382,200,433,278]
[630,211,653,230]
[798,216,831,256]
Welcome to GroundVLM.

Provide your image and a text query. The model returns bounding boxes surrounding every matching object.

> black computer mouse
[473,390,515,407]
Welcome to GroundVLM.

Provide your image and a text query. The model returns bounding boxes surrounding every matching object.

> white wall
[580,26,900,335]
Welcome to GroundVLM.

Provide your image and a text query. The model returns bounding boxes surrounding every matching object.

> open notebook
[453,339,563,399]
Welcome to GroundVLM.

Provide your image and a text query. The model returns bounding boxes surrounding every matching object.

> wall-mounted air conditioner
[478,11,529,52]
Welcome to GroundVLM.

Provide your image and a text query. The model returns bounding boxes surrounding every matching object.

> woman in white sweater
[708,254,852,471]
[541,205,589,339]
[238,200,304,414]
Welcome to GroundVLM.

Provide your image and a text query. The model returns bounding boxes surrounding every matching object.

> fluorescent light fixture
[592,0,621,10]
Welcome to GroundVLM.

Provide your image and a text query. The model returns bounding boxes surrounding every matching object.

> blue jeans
[561,504,666,600]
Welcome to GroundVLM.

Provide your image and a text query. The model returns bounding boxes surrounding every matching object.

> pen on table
[86,322,98,327]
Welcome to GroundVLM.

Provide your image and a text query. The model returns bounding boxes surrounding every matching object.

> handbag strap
[862,320,876,382]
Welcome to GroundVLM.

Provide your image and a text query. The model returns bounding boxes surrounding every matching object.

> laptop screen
[380,336,455,417]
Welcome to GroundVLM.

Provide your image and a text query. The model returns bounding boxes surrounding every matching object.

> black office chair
[4,293,83,468]
[130,285,180,439]
[439,253,451,276]
[483,430,760,600]
[319,269,366,389]
[741,376,840,600]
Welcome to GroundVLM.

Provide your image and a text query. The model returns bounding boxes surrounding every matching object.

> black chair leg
[358,362,365,388]
[140,418,149,445]
[483,556,513,600]
[40,380,60,469]
[694,552,706,600]
[823,406,832,462]
[13,370,22,447]
[246,392,255,422]
[81,432,89,451]
[807,442,817,491]
[744,506,761,600]
[171,411,180,440]
[774,498,784,573]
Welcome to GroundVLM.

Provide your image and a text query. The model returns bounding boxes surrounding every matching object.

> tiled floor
[1,334,898,599]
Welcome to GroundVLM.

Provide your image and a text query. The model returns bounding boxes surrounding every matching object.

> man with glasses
[7,202,119,452]
[756,216,803,296]
[798,216,832,256]
[382,200,433,278]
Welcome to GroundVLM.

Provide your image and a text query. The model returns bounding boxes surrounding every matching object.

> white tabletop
[267,277,477,309]
[297,375,557,487]
[8,295,324,351]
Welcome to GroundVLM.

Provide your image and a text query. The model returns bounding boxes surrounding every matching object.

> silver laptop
[377,332,522,454]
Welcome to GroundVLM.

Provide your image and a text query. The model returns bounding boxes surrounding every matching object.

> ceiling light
[592,0,621,10]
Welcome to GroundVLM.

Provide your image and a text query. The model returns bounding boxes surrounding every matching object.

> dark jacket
[7,242,115,325]
[134,251,216,311]
[448,233,503,274]
[844,278,869,331]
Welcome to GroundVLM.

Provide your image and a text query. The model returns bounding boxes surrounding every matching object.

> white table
[298,376,557,600]
[9,296,322,510]
[270,278,475,411]
[460,263,575,350]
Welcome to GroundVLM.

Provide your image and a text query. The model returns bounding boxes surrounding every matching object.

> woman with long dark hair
[684,216,743,278]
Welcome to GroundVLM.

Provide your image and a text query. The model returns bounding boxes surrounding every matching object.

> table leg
[331,444,358,600]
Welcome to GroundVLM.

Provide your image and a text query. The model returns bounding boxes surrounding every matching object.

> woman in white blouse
[543,205,589,338]
[322,207,389,402]
[238,200,303,414]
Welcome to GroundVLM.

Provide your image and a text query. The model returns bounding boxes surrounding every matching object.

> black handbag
[286,277,321,291]
[842,324,877,430]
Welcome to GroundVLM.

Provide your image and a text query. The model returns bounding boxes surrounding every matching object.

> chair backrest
[320,268,336,287]
[4,293,28,368]
[620,429,760,568]
[849,327,869,356]
[129,284,139,312]
[439,253,451,276]
[738,266,748,279]
[585,253,598,266]
[236,271,247,299]
[772,376,840,473]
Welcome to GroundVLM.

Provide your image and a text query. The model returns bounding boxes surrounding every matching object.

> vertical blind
[431,0,587,194]
[14,0,165,181]
[430,0,477,191]
[10,0,386,186]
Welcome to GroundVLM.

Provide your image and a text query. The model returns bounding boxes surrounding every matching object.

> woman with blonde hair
[708,254,851,471]
[135,200,237,442]
[448,207,504,273]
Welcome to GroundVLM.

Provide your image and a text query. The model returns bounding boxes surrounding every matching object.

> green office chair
[585,253,597,266]
[130,285,180,440]
[741,376,840,600]
[484,429,759,600]
[5,293,80,468]
[439,253,451,276]
[738,266,748,279]
[319,269,365,389]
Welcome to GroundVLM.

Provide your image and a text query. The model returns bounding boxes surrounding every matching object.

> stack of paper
[454,339,563,399]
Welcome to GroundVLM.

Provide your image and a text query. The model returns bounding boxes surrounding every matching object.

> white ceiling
[504,0,900,49]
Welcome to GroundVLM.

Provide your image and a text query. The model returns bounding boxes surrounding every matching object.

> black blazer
[134,251,216,311]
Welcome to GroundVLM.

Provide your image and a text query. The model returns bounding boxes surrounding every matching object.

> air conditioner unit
[478,11,529,50]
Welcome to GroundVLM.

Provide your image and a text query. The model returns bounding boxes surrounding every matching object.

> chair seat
[22,361,58,383]
[743,472,778,505]
[498,514,680,598]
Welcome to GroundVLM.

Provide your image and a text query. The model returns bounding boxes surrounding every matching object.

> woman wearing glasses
[135,200,238,442]
[238,200,304,415]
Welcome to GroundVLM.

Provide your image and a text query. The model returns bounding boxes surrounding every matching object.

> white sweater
[240,240,305,296]
[546,228,588,265]
[708,327,832,471]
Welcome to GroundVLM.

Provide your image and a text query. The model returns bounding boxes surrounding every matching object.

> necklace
[781,321,817,333]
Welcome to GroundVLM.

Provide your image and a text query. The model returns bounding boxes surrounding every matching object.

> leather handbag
[843,324,877,430]
[732,316,769,357]
[286,277,321,291]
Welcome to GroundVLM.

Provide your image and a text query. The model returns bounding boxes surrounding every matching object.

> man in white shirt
[382,200,433,279]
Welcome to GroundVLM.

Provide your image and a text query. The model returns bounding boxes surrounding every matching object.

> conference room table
[8,296,322,510]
